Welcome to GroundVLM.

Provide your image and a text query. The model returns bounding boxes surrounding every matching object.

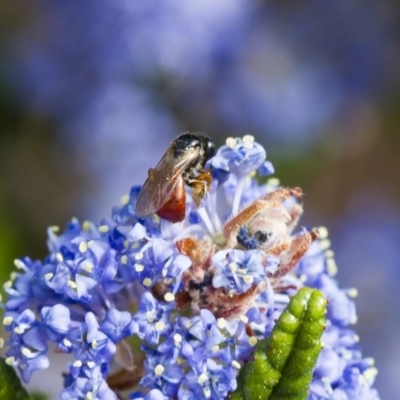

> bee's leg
[271,228,318,279]
[184,170,213,206]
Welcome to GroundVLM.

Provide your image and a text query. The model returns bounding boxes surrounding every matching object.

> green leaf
[231,287,327,400]
[0,357,31,400]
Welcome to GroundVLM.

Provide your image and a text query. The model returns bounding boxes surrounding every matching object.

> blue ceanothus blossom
[1,136,379,399]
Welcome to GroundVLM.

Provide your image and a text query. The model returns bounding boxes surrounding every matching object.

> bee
[135,133,216,223]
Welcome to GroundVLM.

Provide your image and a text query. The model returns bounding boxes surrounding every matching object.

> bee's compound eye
[174,134,201,157]
[203,137,216,161]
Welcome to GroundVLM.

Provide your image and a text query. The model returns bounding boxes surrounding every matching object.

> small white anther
[226,137,237,148]
[317,226,329,239]
[44,273,54,281]
[14,259,25,269]
[154,364,164,376]
[242,135,254,148]
[155,321,165,331]
[232,360,241,369]
[135,263,144,272]
[197,372,208,384]
[143,278,152,287]
[3,316,13,326]
[319,239,331,250]
[164,292,175,302]
[249,336,257,347]
[217,318,226,329]
[5,356,16,366]
[243,275,254,285]
[98,225,109,233]
[120,194,130,205]
[79,242,88,253]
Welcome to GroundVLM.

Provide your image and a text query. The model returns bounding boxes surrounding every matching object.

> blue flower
[133,292,173,346]
[3,309,49,383]
[61,365,117,400]
[212,249,274,294]
[1,137,380,399]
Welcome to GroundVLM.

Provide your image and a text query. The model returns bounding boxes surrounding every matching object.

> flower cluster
[1,136,379,399]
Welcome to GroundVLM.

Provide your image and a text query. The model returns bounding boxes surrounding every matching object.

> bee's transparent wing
[135,147,198,218]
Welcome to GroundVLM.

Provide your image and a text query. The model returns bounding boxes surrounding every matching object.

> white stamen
[203,388,211,398]
[232,360,241,369]
[364,367,378,382]
[91,339,97,349]
[319,239,331,250]
[143,278,152,287]
[79,242,88,253]
[155,321,165,331]
[3,281,12,289]
[87,361,96,368]
[14,259,25,269]
[325,249,335,258]
[44,273,53,281]
[56,252,64,262]
[5,357,16,366]
[173,224,203,242]
[317,226,329,239]
[134,252,143,260]
[346,288,358,298]
[3,316,13,326]
[243,275,254,284]
[0,338,4,348]
[85,392,93,400]
[326,258,337,276]
[267,177,280,187]
[64,339,72,347]
[14,326,25,335]
[22,347,33,357]
[242,135,254,148]
[197,373,208,384]
[232,176,246,216]
[211,345,219,353]
[226,137,237,148]
[83,261,94,273]
[98,225,109,233]
[240,315,248,324]
[135,263,144,272]
[249,336,257,346]
[120,194,129,205]
[82,221,91,231]
[73,360,82,367]
[120,255,128,265]
[68,280,77,289]
[146,310,157,323]
[154,364,164,375]
[196,206,215,234]
[229,262,238,272]
[217,318,226,329]
[173,333,182,345]
[164,292,175,302]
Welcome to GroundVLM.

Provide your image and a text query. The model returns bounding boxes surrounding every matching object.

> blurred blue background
[1,1,400,398]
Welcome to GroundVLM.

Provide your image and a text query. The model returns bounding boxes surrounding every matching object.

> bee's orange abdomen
[156,177,186,223]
